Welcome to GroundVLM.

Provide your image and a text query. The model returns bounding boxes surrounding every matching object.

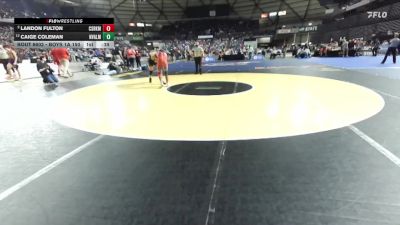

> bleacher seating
[314,2,400,43]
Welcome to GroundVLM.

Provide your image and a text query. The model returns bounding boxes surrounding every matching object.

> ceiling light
[269,12,277,17]
[59,0,80,6]
[278,11,286,16]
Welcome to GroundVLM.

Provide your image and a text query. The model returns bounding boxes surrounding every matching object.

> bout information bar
[14,18,115,49]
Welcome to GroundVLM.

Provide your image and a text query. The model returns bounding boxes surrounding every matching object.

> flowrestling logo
[367,11,388,19]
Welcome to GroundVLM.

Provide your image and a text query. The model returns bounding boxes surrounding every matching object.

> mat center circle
[167,81,252,95]
[51,74,384,141]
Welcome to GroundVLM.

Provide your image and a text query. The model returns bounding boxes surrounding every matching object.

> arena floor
[1,56,400,225]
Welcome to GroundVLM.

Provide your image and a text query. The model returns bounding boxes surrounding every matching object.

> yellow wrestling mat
[50,73,384,141]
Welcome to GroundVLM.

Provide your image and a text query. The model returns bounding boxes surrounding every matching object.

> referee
[381,33,400,64]
[192,43,204,75]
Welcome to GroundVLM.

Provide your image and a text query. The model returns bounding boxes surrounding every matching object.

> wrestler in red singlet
[157,49,169,87]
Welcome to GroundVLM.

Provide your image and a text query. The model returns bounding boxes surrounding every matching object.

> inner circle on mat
[50,73,385,141]
[167,81,252,95]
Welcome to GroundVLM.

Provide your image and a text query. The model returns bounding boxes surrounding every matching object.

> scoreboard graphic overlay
[14,18,115,49]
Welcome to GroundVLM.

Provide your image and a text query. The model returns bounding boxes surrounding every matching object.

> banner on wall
[132,32,144,41]
[115,36,124,41]
[277,29,294,34]
[277,26,318,34]
[244,40,257,49]
[151,41,165,49]
[257,37,271,43]
[144,32,157,38]
[198,35,213,39]
[257,37,271,48]
[298,26,318,32]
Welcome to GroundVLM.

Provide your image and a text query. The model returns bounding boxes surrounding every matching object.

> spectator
[342,37,349,57]
[270,47,278,59]
[135,48,142,69]
[372,39,380,56]
[103,61,122,75]
[126,47,136,70]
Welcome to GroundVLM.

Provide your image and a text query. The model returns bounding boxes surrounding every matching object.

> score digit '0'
[102,24,115,32]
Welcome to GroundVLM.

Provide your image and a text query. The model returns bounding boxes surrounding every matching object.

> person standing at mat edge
[372,39,380,56]
[381,33,400,64]
[341,37,349,57]
[193,43,204,74]
[157,49,168,87]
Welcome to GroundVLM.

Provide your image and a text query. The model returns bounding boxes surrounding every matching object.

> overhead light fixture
[129,22,135,27]
[325,8,334,14]
[261,13,268,18]
[269,12,277,17]
[145,24,152,27]
[308,22,313,26]
[59,0,80,6]
[278,10,286,16]
[209,10,216,17]
[128,32,133,35]
[137,22,145,27]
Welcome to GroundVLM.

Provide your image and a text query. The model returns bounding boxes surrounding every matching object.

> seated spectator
[105,49,113,62]
[261,49,266,57]
[88,57,102,71]
[291,44,298,57]
[297,46,311,59]
[104,61,123,75]
[36,56,58,87]
[94,49,104,59]
[270,47,278,59]
[218,51,224,61]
